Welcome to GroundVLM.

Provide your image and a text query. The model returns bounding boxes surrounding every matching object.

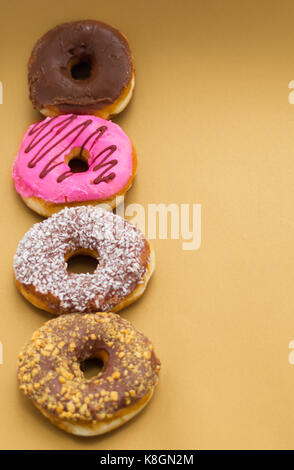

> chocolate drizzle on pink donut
[57,145,117,184]
[13,115,135,205]
[25,115,118,185]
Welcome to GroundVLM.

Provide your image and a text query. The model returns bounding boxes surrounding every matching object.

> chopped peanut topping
[18,312,160,423]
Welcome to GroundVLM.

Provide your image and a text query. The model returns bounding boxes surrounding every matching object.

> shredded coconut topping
[14,206,150,313]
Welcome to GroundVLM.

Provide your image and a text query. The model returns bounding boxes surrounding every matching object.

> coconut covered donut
[12,114,137,217]
[28,20,135,119]
[13,206,154,314]
[18,312,161,436]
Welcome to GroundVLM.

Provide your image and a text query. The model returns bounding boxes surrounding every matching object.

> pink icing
[12,115,135,203]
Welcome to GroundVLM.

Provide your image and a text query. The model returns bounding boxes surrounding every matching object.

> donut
[28,20,135,119]
[18,312,160,436]
[13,206,154,314]
[12,114,137,216]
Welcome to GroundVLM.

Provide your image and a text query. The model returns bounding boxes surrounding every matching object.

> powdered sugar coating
[13,206,150,313]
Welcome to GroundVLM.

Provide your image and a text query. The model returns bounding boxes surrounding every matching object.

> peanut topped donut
[18,312,161,436]
[13,206,155,314]
[12,114,137,216]
[28,20,135,119]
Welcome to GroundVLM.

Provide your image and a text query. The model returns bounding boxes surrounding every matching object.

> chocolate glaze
[28,20,134,114]
[18,313,161,423]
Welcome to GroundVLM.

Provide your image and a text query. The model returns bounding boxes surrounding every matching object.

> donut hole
[66,249,99,274]
[80,358,104,379]
[65,148,90,174]
[68,158,89,173]
[69,55,92,80]
[80,350,109,379]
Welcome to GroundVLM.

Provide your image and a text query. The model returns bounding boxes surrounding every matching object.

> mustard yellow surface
[1,0,294,450]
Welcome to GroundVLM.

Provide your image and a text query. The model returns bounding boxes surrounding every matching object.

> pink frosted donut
[12,115,137,216]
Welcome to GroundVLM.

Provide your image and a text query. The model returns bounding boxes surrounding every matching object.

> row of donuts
[13,19,138,216]
[14,20,161,436]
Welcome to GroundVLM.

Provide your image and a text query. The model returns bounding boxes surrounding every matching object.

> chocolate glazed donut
[18,313,161,436]
[28,20,135,119]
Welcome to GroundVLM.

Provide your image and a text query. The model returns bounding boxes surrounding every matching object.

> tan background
[1,0,294,450]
